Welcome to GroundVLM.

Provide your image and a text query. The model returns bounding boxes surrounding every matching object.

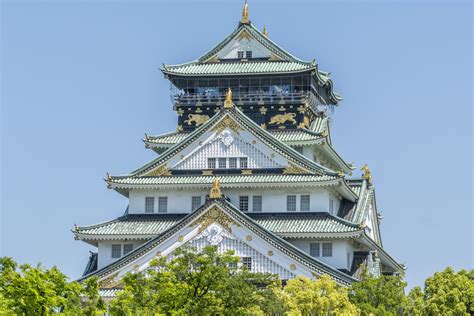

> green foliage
[281,274,359,315]
[0,257,105,315]
[109,246,281,315]
[349,270,407,316]
[413,267,474,315]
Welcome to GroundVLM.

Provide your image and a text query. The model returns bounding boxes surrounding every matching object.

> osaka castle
[74,2,403,297]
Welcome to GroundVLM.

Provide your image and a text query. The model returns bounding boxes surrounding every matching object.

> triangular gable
[115,106,339,179]
[80,197,356,287]
[198,23,306,63]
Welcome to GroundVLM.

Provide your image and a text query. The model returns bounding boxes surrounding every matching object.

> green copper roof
[75,212,360,238]
[108,174,338,187]
[163,61,315,76]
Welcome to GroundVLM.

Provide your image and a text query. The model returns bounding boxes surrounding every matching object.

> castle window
[252,195,262,212]
[123,244,134,255]
[218,158,227,169]
[329,198,334,215]
[242,257,252,270]
[322,243,333,257]
[300,195,310,212]
[158,197,168,213]
[239,196,249,212]
[145,197,155,213]
[310,243,320,257]
[191,196,202,210]
[237,51,244,59]
[245,51,252,58]
[111,244,121,258]
[207,158,216,169]
[287,195,296,212]
[229,157,238,168]
[240,157,248,168]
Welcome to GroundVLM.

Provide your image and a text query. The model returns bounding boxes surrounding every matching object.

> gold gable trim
[282,164,308,175]
[145,165,172,177]
[190,206,241,233]
[213,116,241,134]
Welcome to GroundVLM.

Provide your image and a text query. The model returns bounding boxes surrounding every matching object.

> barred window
[242,257,252,270]
[310,243,320,257]
[245,51,252,58]
[145,197,155,213]
[123,244,133,255]
[322,243,333,257]
[301,195,310,212]
[191,196,201,210]
[237,51,244,59]
[111,244,121,258]
[240,157,248,169]
[207,158,216,169]
[218,158,226,169]
[229,157,238,168]
[329,198,334,215]
[239,196,249,212]
[158,197,168,213]
[252,196,262,212]
[287,195,296,212]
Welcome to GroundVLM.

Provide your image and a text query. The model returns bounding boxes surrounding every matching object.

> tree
[0,257,105,315]
[109,246,281,315]
[348,270,407,316]
[414,267,474,315]
[281,274,359,315]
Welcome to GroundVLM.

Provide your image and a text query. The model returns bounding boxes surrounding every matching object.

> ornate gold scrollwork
[213,116,241,134]
[145,165,172,177]
[282,164,308,175]
[209,178,222,199]
[189,206,240,233]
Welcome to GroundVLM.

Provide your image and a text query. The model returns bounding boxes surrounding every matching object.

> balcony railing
[174,91,310,106]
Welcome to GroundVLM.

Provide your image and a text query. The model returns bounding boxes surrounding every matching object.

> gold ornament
[185,114,210,126]
[361,164,373,184]
[241,0,249,24]
[263,25,268,37]
[209,178,222,199]
[224,88,233,108]
[145,165,172,177]
[282,164,307,175]
[213,116,241,134]
[269,113,297,125]
[190,206,240,233]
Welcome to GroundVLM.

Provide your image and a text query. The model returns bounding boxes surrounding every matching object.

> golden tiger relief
[185,114,210,126]
[269,113,297,125]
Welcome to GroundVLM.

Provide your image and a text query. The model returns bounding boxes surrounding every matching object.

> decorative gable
[215,29,280,60]
[173,128,283,170]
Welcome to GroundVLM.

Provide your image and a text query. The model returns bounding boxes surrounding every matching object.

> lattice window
[240,157,248,168]
[245,51,252,58]
[158,197,168,213]
[123,244,133,255]
[111,244,121,258]
[322,243,332,257]
[239,196,249,212]
[242,257,252,270]
[191,196,202,211]
[253,196,262,212]
[229,157,238,168]
[300,195,310,212]
[207,158,216,169]
[287,195,296,212]
[237,51,244,59]
[218,158,227,169]
[310,243,320,257]
[145,197,155,213]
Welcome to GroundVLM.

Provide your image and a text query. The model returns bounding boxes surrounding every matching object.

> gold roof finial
[263,25,268,37]
[209,178,222,199]
[224,87,233,108]
[241,0,249,24]
[361,164,373,184]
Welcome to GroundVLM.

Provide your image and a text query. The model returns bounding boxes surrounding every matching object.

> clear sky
[1,0,472,289]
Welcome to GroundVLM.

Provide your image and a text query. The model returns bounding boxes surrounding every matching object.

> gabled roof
[111,106,340,179]
[161,21,341,104]
[78,197,357,286]
[74,212,362,242]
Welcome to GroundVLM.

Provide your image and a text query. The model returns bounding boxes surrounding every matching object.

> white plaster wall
[288,238,355,271]
[97,240,146,269]
[128,188,340,214]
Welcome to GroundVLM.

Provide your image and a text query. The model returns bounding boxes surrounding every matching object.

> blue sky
[1,0,472,289]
